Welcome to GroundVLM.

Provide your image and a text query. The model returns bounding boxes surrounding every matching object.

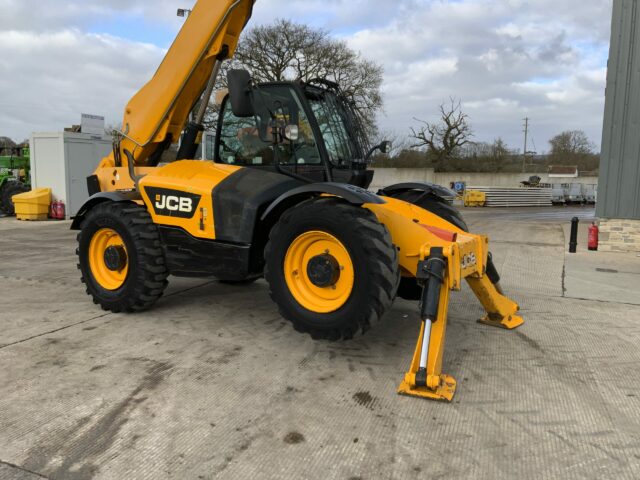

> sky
[0,0,613,153]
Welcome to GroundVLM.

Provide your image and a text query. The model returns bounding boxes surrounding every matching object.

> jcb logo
[461,253,477,269]
[155,195,193,213]
[144,187,201,219]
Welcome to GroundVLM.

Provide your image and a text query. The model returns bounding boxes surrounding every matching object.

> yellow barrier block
[13,188,51,221]
[464,190,486,207]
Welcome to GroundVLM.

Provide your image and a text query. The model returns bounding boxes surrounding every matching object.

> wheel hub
[307,254,340,287]
[284,231,355,314]
[104,245,127,272]
[88,228,129,291]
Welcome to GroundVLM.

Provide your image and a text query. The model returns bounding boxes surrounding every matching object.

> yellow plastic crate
[13,188,51,221]
[464,190,486,207]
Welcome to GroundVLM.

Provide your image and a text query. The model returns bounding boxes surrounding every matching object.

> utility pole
[522,117,529,173]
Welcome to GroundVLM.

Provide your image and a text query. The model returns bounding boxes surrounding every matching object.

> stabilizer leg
[466,275,524,330]
[398,249,457,401]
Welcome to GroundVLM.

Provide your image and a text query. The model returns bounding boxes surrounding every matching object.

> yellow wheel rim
[284,231,355,313]
[88,228,129,291]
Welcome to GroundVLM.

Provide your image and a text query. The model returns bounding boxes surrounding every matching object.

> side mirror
[227,69,255,118]
[365,140,393,161]
[380,140,392,155]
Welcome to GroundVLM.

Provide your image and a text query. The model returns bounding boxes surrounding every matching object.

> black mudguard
[70,191,142,230]
[261,182,385,221]
[378,182,457,203]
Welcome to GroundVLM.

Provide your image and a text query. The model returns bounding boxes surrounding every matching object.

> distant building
[548,166,579,178]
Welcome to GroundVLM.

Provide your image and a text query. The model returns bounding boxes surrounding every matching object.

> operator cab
[214,70,390,188]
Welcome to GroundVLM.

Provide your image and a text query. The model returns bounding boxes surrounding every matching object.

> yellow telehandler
[72,0,524,401]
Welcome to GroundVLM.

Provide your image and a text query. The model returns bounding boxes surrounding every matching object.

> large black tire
[385,189,468,301]
[264,198,400,340]
[1,181,29,216]
[77,202,169,313]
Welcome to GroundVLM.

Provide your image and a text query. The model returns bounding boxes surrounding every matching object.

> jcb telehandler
[72,0,524,401]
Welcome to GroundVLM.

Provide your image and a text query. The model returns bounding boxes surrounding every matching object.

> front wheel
[77,202,169,313]
[264,198,400,340]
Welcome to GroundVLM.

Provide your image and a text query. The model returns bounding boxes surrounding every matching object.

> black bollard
[569,217,579,253]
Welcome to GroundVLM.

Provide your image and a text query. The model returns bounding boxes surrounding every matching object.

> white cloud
[340,0,612,150]
[0,0,613,152]
[0,27,164,140]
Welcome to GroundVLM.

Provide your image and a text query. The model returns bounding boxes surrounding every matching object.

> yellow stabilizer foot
[398,374,457,402]
[478,313,525,330]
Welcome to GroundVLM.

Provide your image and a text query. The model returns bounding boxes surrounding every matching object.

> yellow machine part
[137,160,241,240]
[366,197,485,286]
[364,197,524,401]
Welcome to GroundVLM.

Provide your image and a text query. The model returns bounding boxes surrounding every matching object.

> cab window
[216,85,321,167]
[307,91,359,167]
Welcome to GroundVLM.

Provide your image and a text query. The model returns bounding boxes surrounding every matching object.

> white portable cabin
[30,132,112,219]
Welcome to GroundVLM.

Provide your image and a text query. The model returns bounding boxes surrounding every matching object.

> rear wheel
[77,202,169,312]
[265,198,400,340]
[1,181,29,216]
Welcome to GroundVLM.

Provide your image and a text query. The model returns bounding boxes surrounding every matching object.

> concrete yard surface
[0,207,639,479]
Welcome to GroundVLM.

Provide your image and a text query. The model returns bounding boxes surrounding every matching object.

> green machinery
[0,146,31,215]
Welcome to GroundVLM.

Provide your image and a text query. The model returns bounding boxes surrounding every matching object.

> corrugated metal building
[597,0,640,252]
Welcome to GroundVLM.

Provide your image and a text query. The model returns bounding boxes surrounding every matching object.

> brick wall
[599,219,640,252]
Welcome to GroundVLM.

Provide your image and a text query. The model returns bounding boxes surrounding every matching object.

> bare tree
[204,19,384,136]
[410,98,472,169]
[0,137,17,149]
[491,138,509,167]
[548,130,599,172]
[549,130,594,158]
